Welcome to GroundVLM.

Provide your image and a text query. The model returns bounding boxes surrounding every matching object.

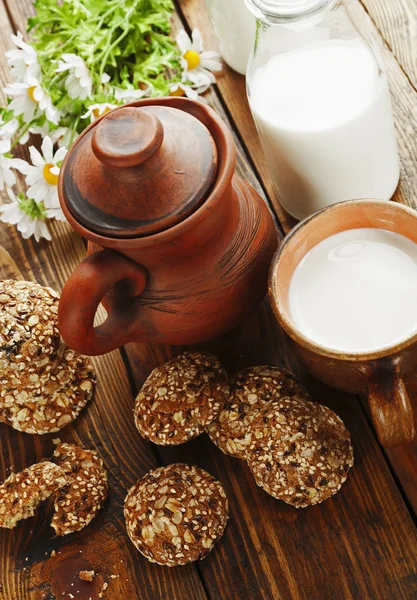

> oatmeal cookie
[124,463,229,566]
[51,443,108,535]
[0,281,96,434]
[208,366,309,459]
[0,462,67,529]
[247,396,354,508]
[134,352,229,445]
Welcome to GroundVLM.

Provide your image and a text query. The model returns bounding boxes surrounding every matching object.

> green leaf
[17,194,48,221]
[22,0,189,136]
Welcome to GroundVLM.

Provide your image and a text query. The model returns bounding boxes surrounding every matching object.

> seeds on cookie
[51,443,108,536]
[124,463,229,566]
[0,280,96,435]
[134,352,229,446]
[208,365,309,459]
[0,462,68,529]
[247,397,354,508]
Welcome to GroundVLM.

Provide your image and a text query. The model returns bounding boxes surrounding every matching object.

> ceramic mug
[269,199,417,447]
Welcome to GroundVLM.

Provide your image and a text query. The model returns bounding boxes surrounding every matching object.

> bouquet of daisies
[0,0,221,241]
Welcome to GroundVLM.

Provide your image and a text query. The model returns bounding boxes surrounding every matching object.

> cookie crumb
[79,570,95,582]
[50,550,56,558]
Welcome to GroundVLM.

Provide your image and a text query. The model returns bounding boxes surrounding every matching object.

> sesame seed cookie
[124,463,229,566]
[207,366,310,459]
[0,280,62,376]
[247,397,354,508]
[51,443,108,536]
[0,462,67,529]
[0,280,96,434]
[134,352,229,445]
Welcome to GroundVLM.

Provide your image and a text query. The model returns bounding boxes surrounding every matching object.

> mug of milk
[269,199,417,448]
[245,0,400,220]
[205,0,256,74]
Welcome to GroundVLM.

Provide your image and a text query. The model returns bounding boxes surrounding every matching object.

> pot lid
[61,104,218,238]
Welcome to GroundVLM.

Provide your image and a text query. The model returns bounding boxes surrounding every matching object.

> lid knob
[91,106,164,168]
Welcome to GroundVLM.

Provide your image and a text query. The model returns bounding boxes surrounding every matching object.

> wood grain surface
[1,0,417,599]
[359,0,417,88]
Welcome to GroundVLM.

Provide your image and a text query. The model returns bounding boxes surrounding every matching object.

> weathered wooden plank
[359,0,417,89]
[125,299,417,600]
[0,3,209,599]
[344,0,417,212]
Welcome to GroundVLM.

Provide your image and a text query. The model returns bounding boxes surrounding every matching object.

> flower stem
[69,118,79,145]
[11,122,32,150]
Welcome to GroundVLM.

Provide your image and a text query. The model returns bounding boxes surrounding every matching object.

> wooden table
[1,0,417,598]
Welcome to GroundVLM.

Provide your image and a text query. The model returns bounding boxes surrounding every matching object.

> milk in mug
[289,228,417,352]
[249,39,400,219]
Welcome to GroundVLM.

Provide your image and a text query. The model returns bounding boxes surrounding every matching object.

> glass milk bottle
[205,0,256,74]
[245,0,400,220]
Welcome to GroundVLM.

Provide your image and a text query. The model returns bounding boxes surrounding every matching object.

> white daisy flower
[29,122,79,148]
[5,77,60,125]
[54,126,79,149]
[114,87,147,103]
[176,29,222,88]
[25,136,67,210]
[0,187,51,242]
[19,129,30,146]
[56,53,93,100]
[0,137,29,190]
[169,82,208,104]
[46,206,66,221]
[5,31,41,82]
[0,116,19,139]
[81,102,118,122]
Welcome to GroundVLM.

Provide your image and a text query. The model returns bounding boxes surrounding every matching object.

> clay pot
[269,199,417,448]
[58,98,278,355]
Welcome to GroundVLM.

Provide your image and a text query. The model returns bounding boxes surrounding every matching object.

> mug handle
[367,357,415,447]
[58,249,148,356]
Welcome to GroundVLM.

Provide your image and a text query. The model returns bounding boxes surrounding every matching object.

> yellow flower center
[184,50,201,70]
[27,86,38,103]
[43,163,59,186]
[170,86,185,97]
[92,106,112,118]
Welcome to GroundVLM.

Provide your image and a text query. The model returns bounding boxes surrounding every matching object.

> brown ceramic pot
[269,199,417,448]
[58,98,278,356]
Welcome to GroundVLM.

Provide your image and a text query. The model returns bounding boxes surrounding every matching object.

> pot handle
[58,249,148,356]
[367,358,415,447]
